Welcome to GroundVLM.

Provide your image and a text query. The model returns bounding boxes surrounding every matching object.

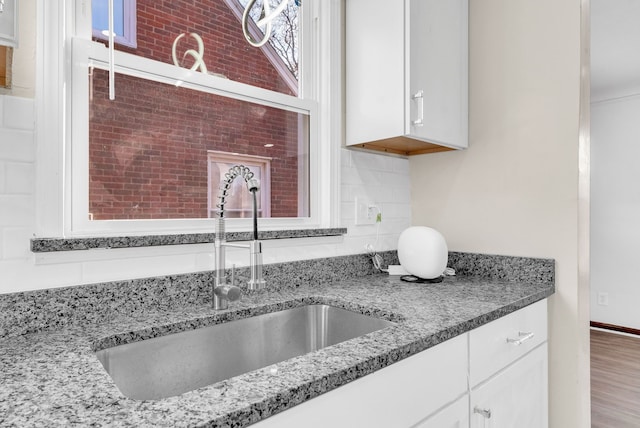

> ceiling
[591,0,640,101]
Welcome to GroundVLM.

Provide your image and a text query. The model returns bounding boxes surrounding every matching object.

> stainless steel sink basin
[95,304,395,400]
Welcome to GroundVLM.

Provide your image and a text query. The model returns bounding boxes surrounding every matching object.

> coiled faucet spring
[212,164,266,310]
[216,165,259,217]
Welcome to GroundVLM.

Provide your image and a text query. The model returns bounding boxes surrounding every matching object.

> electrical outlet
[597,292,609,306]
[355,197,377,225]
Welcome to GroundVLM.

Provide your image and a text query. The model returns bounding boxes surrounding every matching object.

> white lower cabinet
[251,300,548,428]
[469,299,549,428]
[413,394,469,428]
[252,334,468,428]
[470,344,548,428]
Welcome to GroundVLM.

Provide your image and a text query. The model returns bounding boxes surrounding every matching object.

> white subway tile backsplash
[380,202,412,219]
[340,202,355,221]
[380,171,411,188]
[340,185,354,202]
[350,149,397,172]
[385,186,411,204]
[81,252,204,284]
[339,148,410,264]
[0,259,84,292]
[5,162,34,194]
[391,156,411,173]
[0,195,34,226]
[3,96,35,130]
[340,149,352,167]
[2,227,32,259]
[0,162,5,193]
[0,129,35,162]
[340,165,363,186]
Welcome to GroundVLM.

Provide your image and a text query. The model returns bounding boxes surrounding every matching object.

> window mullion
[81,39,314,116]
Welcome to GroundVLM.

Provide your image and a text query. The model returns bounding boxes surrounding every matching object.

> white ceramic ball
[397,227,448,279]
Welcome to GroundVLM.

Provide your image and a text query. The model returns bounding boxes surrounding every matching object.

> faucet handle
[213,284,242,303]
[213,264,241,309]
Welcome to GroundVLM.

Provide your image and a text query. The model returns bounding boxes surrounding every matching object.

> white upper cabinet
[346,0,468,156]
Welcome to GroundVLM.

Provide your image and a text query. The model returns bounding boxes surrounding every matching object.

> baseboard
[590,321,640,337]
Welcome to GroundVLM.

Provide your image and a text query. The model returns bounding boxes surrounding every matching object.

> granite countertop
[0,273,554,427]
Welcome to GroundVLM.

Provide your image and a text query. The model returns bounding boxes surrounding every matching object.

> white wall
[409,1,588,427]
[0,1,411,294]
[591,93,640,330]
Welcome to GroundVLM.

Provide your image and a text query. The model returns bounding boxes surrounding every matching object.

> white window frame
[91,0,137,49]
[35,0,341,238]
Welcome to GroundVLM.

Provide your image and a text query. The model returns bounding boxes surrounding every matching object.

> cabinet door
[345,0,405,146]
[408,0,468,149]
[470,343,548,428]
[413,394,469,428]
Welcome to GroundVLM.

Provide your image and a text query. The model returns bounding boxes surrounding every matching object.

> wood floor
[591,329,640,427]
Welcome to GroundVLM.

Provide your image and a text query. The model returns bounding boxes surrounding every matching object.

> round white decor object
[397,227,448,279]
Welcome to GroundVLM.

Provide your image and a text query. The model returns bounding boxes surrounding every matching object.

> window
[87,69,309,221]
[208,151,272,218]
[37,0,342,237]
[37,0,340,236]
[92,0,137,49]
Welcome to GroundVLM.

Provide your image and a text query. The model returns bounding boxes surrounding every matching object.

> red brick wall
[89,0,303,220]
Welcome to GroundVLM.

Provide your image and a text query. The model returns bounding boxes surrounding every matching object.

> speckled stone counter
[0,253,554,427]
[30,228,347,252]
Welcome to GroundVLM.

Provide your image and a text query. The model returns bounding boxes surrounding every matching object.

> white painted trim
[80,38,313,114]
[317,0,342,227]
[577,0,592,426]
[35,0,69,237]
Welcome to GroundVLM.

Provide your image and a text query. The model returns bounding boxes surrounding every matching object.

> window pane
[88,68,309,220]
[92,0,300,96]
[92,0,126,37]
[239,0,300,80]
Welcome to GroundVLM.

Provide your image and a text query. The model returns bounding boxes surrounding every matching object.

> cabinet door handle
[411,90,424,126]
[506,331,535,346]
[474,406,492,419]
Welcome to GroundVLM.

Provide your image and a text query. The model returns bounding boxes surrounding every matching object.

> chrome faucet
[212,165,266,309]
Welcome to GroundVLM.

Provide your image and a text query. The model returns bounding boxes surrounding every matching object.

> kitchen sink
[95,304,395,400]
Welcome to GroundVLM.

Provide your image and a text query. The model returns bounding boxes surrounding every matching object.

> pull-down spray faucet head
[246,177,260,193]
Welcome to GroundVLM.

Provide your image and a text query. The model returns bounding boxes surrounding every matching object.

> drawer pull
[474,406,492,419]
[507,331,535,346]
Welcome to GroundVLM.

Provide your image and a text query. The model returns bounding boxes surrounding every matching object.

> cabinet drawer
[469,299,547,387]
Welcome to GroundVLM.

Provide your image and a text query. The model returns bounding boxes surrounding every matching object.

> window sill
[30,228,347,253]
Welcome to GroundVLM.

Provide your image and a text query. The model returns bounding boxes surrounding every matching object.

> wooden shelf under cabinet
[350,136,456,156]
[0,46,12,89]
